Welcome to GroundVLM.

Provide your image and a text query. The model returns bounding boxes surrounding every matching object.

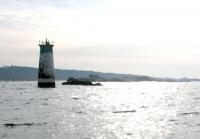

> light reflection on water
[0,81,200,139]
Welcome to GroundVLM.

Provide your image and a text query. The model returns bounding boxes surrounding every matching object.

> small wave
[76,111,83,114]
[13,108,20,110]
[16,88,25,90]
[71,97,80,100]
[126,133,132,136]
[1,133,8,138]
[179,112,200,116]
[193,97,200,100]
[140,106,148,108]
[41,103,48,105]
[169,119,177,122]
[113,110,136,113]
[24,102,31,105]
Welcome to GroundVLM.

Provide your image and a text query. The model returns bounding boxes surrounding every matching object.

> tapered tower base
[38,82,55,88]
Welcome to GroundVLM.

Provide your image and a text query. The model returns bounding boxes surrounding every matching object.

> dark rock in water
[4,123,34,127]
[62,77,102,86]
[3,122,47,128]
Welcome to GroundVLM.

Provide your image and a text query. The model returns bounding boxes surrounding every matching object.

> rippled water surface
[1,81,200,139]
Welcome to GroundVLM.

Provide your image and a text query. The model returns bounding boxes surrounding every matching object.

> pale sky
[1,0,200,78]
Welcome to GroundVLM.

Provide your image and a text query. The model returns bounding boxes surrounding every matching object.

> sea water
[0,81,200,139]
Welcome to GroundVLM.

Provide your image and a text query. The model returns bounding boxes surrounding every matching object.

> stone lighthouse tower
[38,38,55,88]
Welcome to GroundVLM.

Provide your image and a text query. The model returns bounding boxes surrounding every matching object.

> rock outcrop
[62,77,102,86]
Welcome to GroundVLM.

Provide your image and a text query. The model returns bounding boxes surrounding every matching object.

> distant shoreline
[0,66,200,82]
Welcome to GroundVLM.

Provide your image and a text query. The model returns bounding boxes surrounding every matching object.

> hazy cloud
[0,0,98,29]
[1,0,200,78]
[0,0,96,9]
